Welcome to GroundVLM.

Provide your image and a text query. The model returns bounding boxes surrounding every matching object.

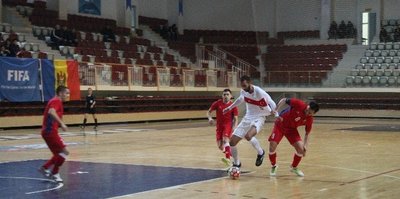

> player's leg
[81,113,88,129]
[229,120,249,168]
[244,117,266,166]
[229,135,242,167]
[267,125,284,176]
[220,135,232,167]
[51,147,69,182]
[92,112,98,130]
[287,130,305,177]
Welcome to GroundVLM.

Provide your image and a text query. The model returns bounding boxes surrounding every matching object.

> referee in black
[81,88,98,130]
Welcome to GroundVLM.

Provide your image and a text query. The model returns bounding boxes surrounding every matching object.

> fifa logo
[57,72,66,86]
[7,70,30,81]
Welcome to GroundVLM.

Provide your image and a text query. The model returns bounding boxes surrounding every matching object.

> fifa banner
[0,57,41,102]
[41,59,81,101]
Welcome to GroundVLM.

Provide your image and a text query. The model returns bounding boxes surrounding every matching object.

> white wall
[276,0,321,31]
[333,0,357,23]
[46,0,59,10]
[383,0,400,20]
[137,0,168,19]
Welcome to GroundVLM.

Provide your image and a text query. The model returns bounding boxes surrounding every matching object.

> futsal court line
[109,171,256,199]
[0,176,63,195]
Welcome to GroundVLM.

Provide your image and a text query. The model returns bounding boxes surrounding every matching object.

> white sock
[231,146,240,165]
[250,137,264,155]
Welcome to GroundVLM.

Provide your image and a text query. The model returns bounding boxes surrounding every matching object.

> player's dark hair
[240,75,251,82]
[309,101,320,113]
[56,85,68,95]
[223,88,232,94]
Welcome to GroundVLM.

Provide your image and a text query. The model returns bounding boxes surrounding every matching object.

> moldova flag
[41,59,81,101]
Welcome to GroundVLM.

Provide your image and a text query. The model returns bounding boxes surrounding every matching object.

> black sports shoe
[255,150,265,166]
[232,162,242,168]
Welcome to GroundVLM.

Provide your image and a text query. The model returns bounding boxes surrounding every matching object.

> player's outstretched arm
[48,108,68,131]
[206,109,215,125]
[223,95,243,114]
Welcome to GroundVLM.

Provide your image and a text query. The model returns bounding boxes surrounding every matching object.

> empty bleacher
[0,96,219,117]
[346,42,400,87]
[314,96,400,110]
[263,44,347,85]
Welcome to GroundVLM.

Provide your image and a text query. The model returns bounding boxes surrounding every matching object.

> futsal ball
[228,166,240,180]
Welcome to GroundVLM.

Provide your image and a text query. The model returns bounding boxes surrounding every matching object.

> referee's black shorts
[85,108,96,114]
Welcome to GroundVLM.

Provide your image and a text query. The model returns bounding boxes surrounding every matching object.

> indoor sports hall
[0,0,399,198]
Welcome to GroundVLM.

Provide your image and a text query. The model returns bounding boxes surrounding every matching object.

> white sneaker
[52,173,63,183]
[270,165,278,176]
[38,167,51,178]
[290,167,304,177]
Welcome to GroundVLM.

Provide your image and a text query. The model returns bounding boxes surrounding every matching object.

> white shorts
[233,116,266,138]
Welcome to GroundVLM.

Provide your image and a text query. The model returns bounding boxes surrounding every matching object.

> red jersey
[42,97,64,135]
[278,98,313,133]
[210,99,238,128]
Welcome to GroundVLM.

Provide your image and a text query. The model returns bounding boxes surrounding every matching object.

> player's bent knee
[269,142,277,152]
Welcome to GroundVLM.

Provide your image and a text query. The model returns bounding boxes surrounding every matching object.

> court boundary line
[0,176,63,195]
[109,171,256,199]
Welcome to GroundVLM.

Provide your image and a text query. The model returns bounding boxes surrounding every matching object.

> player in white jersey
[223,75,278,168]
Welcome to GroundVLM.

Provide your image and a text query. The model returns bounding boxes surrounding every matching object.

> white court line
[109,171,256,199]
[0,176,63,194]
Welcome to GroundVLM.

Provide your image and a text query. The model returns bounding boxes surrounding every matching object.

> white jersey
[228,85,277,118]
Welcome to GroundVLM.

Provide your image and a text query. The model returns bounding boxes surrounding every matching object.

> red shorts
[216,126,233,141]
[42,133,66,154]
[268,124,302,145]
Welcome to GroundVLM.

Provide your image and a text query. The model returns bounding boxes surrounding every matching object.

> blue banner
[40,59,55,101]
[79,0,101,16]
[0,57,41,102]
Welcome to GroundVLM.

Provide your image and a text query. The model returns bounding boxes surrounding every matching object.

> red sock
[291,153,302,168]
[43,155,57,169]
[269,152,277,166]
[51,154,66,174]
[224,146,231,159]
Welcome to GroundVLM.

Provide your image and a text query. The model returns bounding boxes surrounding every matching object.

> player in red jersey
[207,89,239,166]
[267,98,319,177]
[38,86,70,183]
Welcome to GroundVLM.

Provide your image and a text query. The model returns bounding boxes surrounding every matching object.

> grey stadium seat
[371,76,379,86]
[346,76,354,86]
[373,50,380,57]
[379,76,388,86]
[381,63,389,69]
[366,69,375,76]
[394,42,400,50]
[385,43,393,50]
[389,63,397,69]
[354,76,363,86]
[377,43,385,50]
[388,76,397,86]
[392,69,400,76]
[370,43,377,50]
[362,76,371,86]
[381,50,389,57]
[393,57,400,63]
[350,69,359,76]
[359,69,367,76]
[364,64,373,69]
[384,69,393,76]
[376,57,384,64]
[389,50,397,56]
[365,50,373,57]
[375,69,384,76]
[368,57,376,64]
[360,57,368,64]
[385,57,393,63]
[355,64,364,69]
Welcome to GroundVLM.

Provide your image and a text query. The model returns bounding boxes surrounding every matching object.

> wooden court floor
[1,117,400,198]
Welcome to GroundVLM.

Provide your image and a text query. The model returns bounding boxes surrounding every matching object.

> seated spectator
[66,28,78,46]
[16,48,31,58]
[338,20,347,38]
[51,25,65,46]
[160,24,168,39]
[394,27,400,42]
[0,46,11,57]
[169,24,178,41]
[61,26,69,41]
[328,21,338,40]
[8,39,20,57]
[102,26,116,42]
[346,21,355,38]
[380,27,388,42]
